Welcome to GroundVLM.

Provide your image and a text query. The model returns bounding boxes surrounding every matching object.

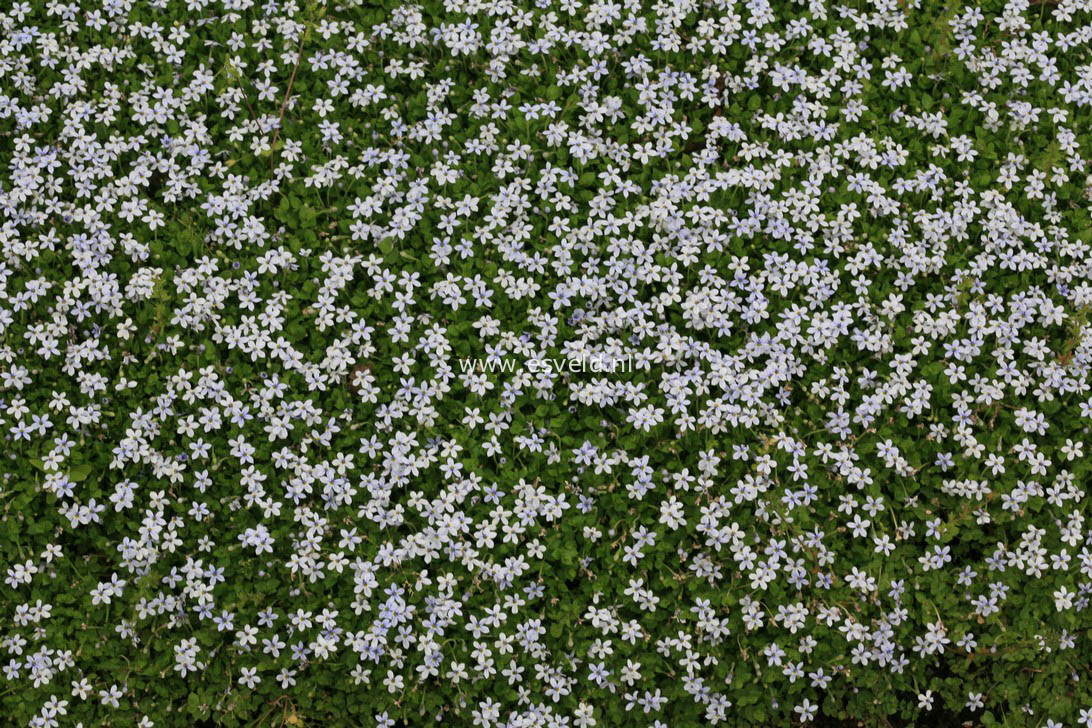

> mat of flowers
[2,0,1092,726]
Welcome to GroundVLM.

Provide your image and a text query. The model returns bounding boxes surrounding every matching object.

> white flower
[237,667,260,688]
[1053,586,1074,611]
[794,699,818,722]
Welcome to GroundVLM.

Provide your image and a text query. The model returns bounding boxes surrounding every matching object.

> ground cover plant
[2,0,1092,725]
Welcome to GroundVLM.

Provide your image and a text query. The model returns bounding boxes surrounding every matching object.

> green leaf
[69,464,93,483]
[299,205,317,229]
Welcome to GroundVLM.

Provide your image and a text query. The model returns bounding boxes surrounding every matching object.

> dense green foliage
[2,0,1092,726]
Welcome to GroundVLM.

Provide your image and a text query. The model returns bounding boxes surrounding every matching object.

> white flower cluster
[1,0,1092,726]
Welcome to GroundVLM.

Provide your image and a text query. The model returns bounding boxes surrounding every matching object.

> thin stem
[269,28,309,175]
